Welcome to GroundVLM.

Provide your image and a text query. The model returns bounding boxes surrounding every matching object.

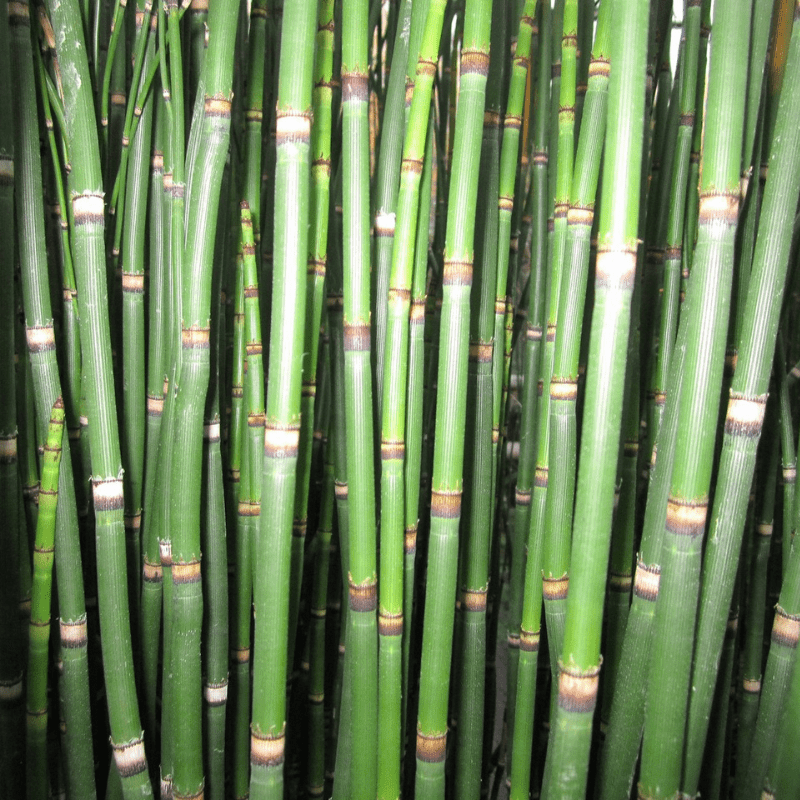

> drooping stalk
[250,1,316,795]
[540,0,648,793]
[414,2,491,796]
[639,1,751,796]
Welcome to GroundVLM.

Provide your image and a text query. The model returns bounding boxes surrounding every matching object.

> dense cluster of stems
[2,0,800,799]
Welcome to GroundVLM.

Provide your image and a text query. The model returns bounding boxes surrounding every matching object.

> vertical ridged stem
[414,2,491,796]
[340,1,379,795]
[689,5,800,797]
[546,0,612,735]
[250,1,315,795]
[453,3,508,795]
[639,1,751,796]
[140,95,166,763]
[377,1,446,795]
[541,0,648,794]
[120,0,155,663]
[229,238,252,796]
[506,1,549,775]
[288,0,334,688]
[47,0,153,784]
[541,0,577,678]
[167,1,238,796]
[506,18,548,798]
[371,0,412,415]
[649,0,702,457]
[402,111,434,750]
[739,536,800,800]
[198,162,230,800]
[12,3,96,796]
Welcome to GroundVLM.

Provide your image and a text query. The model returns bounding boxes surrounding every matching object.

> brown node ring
[348,577,377,612]
[430,489,462,519]
[251,726,286,767]
[416,728,447,763]
[111,736,148,778]
[633,560,661,602]
[557,659,602,713]
[771,605,800,648]
[542,575,569,601]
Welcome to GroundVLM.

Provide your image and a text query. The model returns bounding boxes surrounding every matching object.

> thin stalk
[540,0,648,793]
[371,0,412,413]
[650,0,702,454]
[307,430,334,799]
[230,254,253,799]
[377,0,447,794]
[328,237,353,797]
[25,398,64,800]
[402,111,435,747]
[199,158,231,800]
[414,1,491,796]
[140,87,166,760]
[739,533,800,800]
[735,428,778,782]
[0,0,22,788]
[453,2,508,795]
[507,16,549,791]
[778,333,796,572]
[541,0,578,677]
[288,0,335,686]
[545,0,612,732]
[120,0,155,662]
[506,3,550,777]
[339,1,380,796]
